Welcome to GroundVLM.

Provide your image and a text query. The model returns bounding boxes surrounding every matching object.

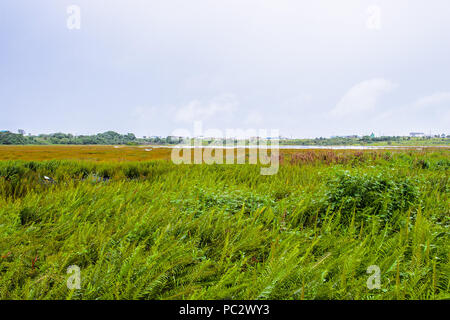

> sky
[0,0,449,138]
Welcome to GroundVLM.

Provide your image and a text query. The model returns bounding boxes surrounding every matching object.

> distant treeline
[0,131,183,145]
[279,135,450,146]
[0,130,448,146]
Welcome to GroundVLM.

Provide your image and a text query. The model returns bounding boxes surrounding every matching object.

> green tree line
[0,130,448,146]
[0,131,183,145]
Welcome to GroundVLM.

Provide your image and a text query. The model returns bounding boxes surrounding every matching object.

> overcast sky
[1,0,449,138]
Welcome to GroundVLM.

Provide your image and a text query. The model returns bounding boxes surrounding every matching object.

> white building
[409,132,425,137]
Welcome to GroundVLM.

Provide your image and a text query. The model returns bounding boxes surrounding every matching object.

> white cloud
[331,78,397,116]
[410,92,450,130]
[413,92,450,109]
[175,94,238,123]
[373,91,450,135]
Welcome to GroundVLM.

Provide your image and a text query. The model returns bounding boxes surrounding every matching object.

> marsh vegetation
[0,148,448,299]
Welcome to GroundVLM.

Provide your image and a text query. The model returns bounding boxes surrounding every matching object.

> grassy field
[0,146,448,299]
[0,145,173,162]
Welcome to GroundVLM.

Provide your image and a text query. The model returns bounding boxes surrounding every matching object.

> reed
[0,148,448,299]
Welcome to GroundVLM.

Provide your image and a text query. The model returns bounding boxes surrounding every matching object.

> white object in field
[145,148,153,151]
[43,175,55,183]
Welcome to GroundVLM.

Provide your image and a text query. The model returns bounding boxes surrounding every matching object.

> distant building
[18,129,25,135]
[333,135,358,138]
[168,136,184,142]
[410,132,425,137]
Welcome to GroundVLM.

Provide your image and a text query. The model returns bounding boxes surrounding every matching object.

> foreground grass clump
[324,169,421,223]
[0,150,448,300]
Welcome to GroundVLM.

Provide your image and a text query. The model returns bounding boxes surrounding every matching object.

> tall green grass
[0,150,448,299]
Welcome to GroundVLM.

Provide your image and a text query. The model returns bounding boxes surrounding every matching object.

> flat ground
[0,145,447,162]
